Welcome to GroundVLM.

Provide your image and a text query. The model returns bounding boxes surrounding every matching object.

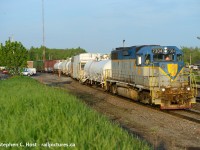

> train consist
[29,45,197,109]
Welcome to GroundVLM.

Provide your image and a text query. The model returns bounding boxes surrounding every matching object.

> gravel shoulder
[33,73,200,150]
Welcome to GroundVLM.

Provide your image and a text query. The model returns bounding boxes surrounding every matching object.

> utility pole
[42,0,45,61]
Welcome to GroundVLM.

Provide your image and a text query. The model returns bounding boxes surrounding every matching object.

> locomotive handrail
[149,63,156,98]
[190,73,198,96]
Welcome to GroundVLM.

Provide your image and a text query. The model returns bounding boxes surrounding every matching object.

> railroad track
[109,93,200,124]
[163,110,200,124]
[77,82,200,124]
[185,109,200,115]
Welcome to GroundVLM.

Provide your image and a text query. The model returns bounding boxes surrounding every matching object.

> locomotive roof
[115,45,160,52]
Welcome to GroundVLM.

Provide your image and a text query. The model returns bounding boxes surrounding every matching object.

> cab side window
[145,54,150,65]
[177,54,183,61]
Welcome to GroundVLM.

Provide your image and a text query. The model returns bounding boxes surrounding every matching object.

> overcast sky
[0,0,200,53]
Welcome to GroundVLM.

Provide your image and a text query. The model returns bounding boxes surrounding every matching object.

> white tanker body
[72,53,101,80]
[53,61,62,71]
[60,61,68,74]
[83,59,111,86]
[65,60,72,76]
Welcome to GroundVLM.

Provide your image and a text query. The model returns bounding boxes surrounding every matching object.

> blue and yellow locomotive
[105,45,197,109]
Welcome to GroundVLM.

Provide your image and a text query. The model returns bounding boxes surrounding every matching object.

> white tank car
[84,59,111,85]
[53,61,62,70]
[66,61,72,76]
[72,53,101,80]
[60,61,67,74]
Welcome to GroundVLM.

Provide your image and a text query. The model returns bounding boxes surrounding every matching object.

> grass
[0,76,151,150]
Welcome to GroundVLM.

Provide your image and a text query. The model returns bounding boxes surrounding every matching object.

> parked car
[22,68,36,76]
[2,69,9,74]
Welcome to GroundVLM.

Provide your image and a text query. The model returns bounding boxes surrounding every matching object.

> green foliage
[181,46,200,64]
[0,77,151,150]
[0,40,28,75]
[28,46,87,61]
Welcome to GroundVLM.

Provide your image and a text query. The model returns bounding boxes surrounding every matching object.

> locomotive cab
[137,46,197,109]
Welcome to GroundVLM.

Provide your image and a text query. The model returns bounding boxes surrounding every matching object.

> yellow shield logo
[167,64,178,77]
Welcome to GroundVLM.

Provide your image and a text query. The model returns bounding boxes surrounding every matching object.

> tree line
[29,46,200,63]
[181,47,200,65]
[28,46,86,61]
[0,39,200,75]
[0,40,86,75]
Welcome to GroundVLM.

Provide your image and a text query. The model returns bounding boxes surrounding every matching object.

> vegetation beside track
[0,76,151,149]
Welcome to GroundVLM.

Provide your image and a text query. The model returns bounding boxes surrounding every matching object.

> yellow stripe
[159,67,184,81]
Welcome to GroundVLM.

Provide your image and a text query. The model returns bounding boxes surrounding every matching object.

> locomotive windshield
[153,54,174,61]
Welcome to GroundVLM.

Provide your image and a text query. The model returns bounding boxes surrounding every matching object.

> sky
[0,0,200,54]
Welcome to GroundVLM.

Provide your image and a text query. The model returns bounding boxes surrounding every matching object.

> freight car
[27,60,61,73]
[103,45,197,109]
[71,53,101,80]
[45,60,60,72]
[83,59,111,86]
[33,60,44,72]
[59,58,72,75]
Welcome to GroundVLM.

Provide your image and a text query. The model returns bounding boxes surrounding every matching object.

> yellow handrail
[190,72,198,96]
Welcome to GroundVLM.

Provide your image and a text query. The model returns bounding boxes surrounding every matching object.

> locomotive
[104,45,197,109]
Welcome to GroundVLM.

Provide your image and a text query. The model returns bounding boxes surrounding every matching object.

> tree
[27,46,87,61]
[0,40,28,75]
[181,46,200,64]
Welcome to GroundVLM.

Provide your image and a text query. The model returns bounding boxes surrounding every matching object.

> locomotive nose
[160,63,179,80]
[167,64,178,77]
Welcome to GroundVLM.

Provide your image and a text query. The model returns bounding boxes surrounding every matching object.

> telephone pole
[42,0,45,61]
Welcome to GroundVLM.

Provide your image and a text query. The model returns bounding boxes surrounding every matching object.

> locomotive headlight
[161,88,165,92]
[186,87,191,91]
[164,47,168,53]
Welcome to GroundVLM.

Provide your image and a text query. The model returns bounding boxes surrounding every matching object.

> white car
[22,68,36,76]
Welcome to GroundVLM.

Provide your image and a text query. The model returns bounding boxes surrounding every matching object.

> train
[28,45,197,109]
